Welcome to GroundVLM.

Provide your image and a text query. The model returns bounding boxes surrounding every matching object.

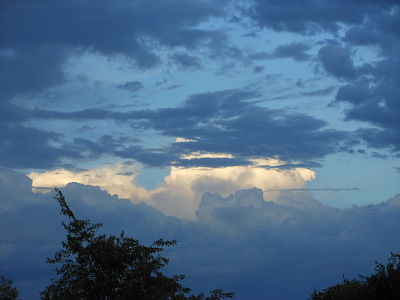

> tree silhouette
[0,275,19,300]
[41,188,234,300]
[309,252,400,300]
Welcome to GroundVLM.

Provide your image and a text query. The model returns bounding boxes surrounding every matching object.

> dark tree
[363,252,400,299]
[0,276,19,300]
[309,252,400,300]
[41,188,234,300]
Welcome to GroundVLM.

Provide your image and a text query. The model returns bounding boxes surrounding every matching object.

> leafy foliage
[309,252,400,300]
[41,188,234,300]
[0,276,19,300]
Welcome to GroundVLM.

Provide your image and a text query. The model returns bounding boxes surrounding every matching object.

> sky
[0,0,399,299]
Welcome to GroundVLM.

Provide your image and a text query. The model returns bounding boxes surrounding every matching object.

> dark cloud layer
[1,170,399,299]
[247,0,398,34]
[0,125,80,169]
[1,0,400,167]
[0,0,224,99]
[22,89,350,168]
[272,42,312,61]
[314,4,400,154]
[318,45,357,79]
[116,81,144,92]
[245,0,400,154]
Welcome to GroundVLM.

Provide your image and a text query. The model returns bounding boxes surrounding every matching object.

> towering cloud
[1,169,399,299]
[28,158,316,219]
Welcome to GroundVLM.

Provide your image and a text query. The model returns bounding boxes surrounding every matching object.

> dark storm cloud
[2,174,399,299]
[121,89,350,166]
[22,89,351,169]
[272,42,312,61]
[0,46,67,100]
[336,57,400,144]
[0,106,143,169]
[116,145,179,168]
[168,107,342,163]
[2,0,399,168]
[335,84,370,105]
[0,0,224,100]
[0,0,229,169]
[343,5,400,56]
[0,103,31,124]
[0,101,83,169]
[116,81,144,92]
[171,52,201,69]
[318,45,357,79]
[0,125,81,169]
[355,128,400,153]
[246,0,398,35]
[2,0,228,172]
[32,108,115,120]
[253,65,265,73]
[281,1,400,155]
[249,42,312,63]
[175,157,250,168]
[244,0,399,154]
[329,9,400,154]
[246,0,363,34]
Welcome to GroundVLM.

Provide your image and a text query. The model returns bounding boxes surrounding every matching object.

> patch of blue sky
[136,167,171,190]
[308,152,400,208]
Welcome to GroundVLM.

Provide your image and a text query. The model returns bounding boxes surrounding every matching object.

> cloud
[331,59,400,154]
[28,158,316,219]
[150,158,316,219]
[246,0,398,36]
[7,88,349,170]
[253,65,265,73]
[243,1,400,156]
[2,169,400,299]
[28,164,152,201]
[0,169,182,299]
[190,188,400,298]
[335,84,370,105]
[139,89,350,164]
[0,45,67,100]
[318,45,357,79]
[343,5,400,55]
[316,4,400,155]
[116,81,144,92]
[272,42,312,61]
[246,0,365,34]
[2,3,400,297]
[266,188,360,192]
[301,86,335,97]
[171,52,201,69]
[0,0,225,100]
[0,125,82,169]
[355,128,400,152]
[2,0,399,171]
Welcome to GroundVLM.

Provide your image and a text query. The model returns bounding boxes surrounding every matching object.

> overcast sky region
[1,1,400,299]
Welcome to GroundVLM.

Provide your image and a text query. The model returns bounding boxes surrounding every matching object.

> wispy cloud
[265,188,360,192]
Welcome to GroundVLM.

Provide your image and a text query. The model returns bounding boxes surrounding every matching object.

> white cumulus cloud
[28,159,316,219]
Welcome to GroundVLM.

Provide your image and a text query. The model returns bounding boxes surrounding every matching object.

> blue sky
[1,0,400,299]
